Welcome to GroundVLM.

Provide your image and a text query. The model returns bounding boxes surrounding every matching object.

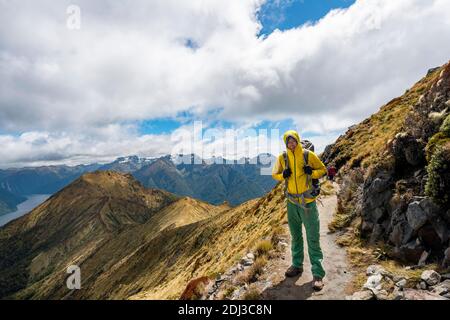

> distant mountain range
[0,153,277,215]
[0,188,26,216]
[0,163,102,195]
[133,154,276,206]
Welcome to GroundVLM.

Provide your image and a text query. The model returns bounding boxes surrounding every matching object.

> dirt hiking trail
[259,183,354,300]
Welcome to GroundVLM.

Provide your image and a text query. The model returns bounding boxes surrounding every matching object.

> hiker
[272,130,327,291]
[327,164,337,181]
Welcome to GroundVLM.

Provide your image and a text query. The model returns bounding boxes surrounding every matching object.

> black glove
[303,165,313,175]
[282,168,292,179]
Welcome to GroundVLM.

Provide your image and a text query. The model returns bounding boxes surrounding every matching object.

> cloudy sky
[1,0,450,168]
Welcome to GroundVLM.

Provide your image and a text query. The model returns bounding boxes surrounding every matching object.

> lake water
[0,194,51,227]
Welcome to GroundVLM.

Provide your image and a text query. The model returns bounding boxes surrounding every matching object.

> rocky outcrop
[384,64,450,264]
[392,132,426,168]
[360,170,394,241]
[347,265,450,300]
[325,61,450,268]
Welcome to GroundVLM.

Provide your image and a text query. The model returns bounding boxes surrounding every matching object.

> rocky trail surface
[258,184,354,300]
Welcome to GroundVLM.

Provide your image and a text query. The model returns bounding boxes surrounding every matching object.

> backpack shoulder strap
[303,149,309,166]
[283,151,289,169]
[303,149,312,189]
[282,152,289,198]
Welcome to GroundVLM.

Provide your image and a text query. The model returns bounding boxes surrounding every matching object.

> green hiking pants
[287,200,326,279]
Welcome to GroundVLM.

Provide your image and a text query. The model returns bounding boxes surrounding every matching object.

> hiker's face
[287,138,297,151]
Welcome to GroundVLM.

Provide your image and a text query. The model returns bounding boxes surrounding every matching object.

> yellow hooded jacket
[272,130,327,204]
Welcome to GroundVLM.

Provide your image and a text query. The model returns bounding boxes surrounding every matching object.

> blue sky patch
[257,0,356,37]
[184,38,199,50]
[138,118,182,135]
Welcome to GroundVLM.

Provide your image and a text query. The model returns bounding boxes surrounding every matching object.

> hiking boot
[285,265,303,278]
[312,277,324,291]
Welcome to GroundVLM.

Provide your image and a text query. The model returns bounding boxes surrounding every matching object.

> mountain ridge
[0,153,277,216]
[0,169,287,299]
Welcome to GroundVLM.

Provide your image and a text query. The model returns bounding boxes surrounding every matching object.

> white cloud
[1,0,450,167]
[0,125,172,168]
[0,122,285,169]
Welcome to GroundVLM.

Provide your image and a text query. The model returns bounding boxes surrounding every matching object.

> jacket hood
[283,130,301,147]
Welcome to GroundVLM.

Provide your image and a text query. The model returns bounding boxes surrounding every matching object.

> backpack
[301,140,321,197]
[282,140,321,207]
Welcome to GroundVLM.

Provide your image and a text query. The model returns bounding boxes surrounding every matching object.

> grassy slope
[0,170,286,300]
[324,67,444,172]
[0,171,193,299]
[74,182,287,300]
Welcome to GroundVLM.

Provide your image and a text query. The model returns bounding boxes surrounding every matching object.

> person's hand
[303,166,313,175]
[283,168,292,179]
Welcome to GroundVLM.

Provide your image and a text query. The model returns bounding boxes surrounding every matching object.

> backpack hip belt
[286,191,314,210]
